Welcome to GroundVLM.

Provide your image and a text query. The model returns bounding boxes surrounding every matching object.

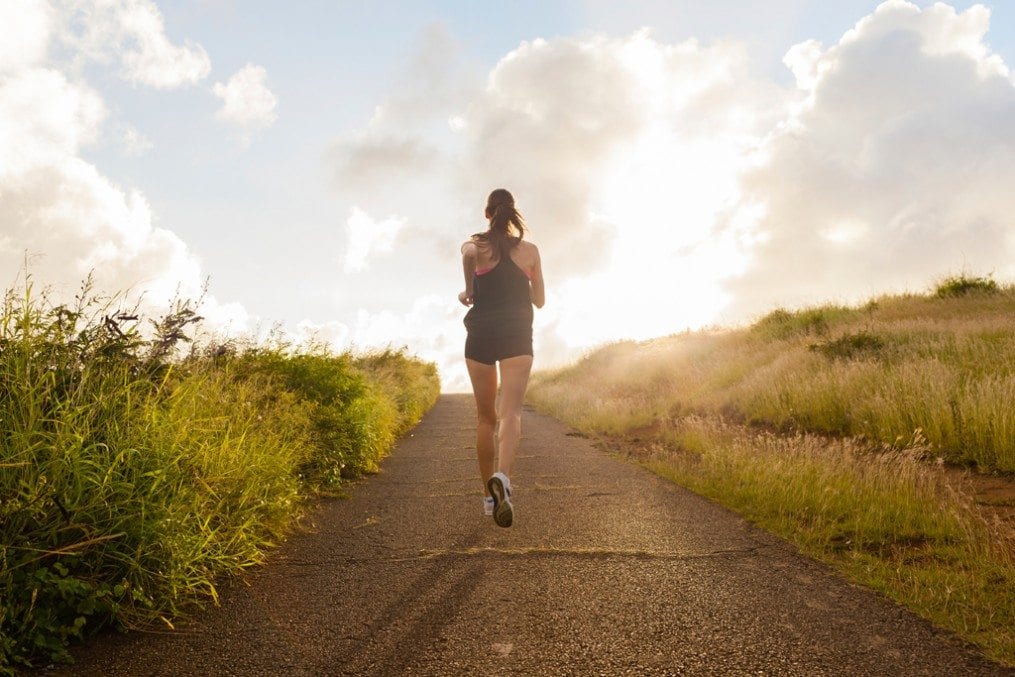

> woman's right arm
[459,241,476,306]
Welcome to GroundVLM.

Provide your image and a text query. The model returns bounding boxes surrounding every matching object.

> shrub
[935,274,999,298]
[752,305,855,340]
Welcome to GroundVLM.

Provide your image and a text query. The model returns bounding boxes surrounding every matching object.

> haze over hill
[2,1,1014,389]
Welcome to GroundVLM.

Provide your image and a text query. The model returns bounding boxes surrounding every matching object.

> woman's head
[480,189,526,257]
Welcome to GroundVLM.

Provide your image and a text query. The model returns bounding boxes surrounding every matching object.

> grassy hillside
[534,274,1015,472]
[0,285,439,671]
[529,275,1015,665]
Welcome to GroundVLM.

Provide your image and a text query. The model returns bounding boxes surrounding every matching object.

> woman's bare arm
[529,245,545,309]
[459,241,477,306]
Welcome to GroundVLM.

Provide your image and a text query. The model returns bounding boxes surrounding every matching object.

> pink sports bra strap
[475,257,530,279]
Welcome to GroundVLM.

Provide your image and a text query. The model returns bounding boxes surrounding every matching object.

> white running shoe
[486,472,513,528]
[483,496,495,516]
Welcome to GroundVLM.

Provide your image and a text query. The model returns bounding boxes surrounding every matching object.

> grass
[638,418,1015,663]
[529,275,1015,665]
[0,282,439,671]
[536,280,1015,471]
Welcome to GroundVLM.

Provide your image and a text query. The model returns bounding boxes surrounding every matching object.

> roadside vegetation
[0,281,440,672]
[530,274,1015,665]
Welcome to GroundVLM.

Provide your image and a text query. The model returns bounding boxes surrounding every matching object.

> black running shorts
[464,332,533,365]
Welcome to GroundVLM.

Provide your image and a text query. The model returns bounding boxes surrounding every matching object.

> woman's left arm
[529,245,545,309]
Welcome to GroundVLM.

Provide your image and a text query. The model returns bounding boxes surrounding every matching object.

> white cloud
[0,0,245,335]
[329,24,474,228]
[722,0,1015,316]
[121,125,153,156]
[0,159,207,308]
[212,63,278,145]
[839,1,1007,78]
[58,0,212,88]
[343,207,405,273]
[333,136,438,192]
[0,67,105,174]
[0,0,53,74]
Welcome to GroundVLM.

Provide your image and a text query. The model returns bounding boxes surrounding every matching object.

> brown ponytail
[473,188,526,260]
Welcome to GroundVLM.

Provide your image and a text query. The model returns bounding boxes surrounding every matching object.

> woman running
[458,189,545,528]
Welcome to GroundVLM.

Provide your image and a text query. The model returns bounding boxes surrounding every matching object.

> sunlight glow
[550,113,755,348]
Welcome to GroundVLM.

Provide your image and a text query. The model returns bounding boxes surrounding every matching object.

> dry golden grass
[529,280,1015,665]
[534,285,1015,471]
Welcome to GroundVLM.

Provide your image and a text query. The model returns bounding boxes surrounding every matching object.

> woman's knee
[498,409,522,429]
[476,407,498,427]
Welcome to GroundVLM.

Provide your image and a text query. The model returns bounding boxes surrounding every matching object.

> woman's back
[464,244,533,338]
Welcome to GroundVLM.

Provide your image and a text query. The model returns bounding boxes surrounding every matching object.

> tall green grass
[0,284,439,671]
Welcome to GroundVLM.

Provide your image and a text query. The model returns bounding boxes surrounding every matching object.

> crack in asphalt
[389,544,774,562]
[272,544,775,566]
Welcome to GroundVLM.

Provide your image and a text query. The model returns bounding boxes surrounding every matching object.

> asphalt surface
[51,394,1010,676]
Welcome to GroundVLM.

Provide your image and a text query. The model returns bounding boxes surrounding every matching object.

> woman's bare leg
[466,358,498,495]
[496,354,533,477]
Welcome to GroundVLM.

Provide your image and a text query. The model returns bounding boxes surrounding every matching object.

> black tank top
[463,251,534,339]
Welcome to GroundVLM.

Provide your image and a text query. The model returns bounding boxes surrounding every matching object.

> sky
[2,1,1015,391]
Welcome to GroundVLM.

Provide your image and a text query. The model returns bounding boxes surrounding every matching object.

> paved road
[54,394,1009,675]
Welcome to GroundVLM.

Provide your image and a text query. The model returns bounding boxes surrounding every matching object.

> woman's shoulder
[517,239,540,257]
[512,239,539,269]
[461,234,493,257]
